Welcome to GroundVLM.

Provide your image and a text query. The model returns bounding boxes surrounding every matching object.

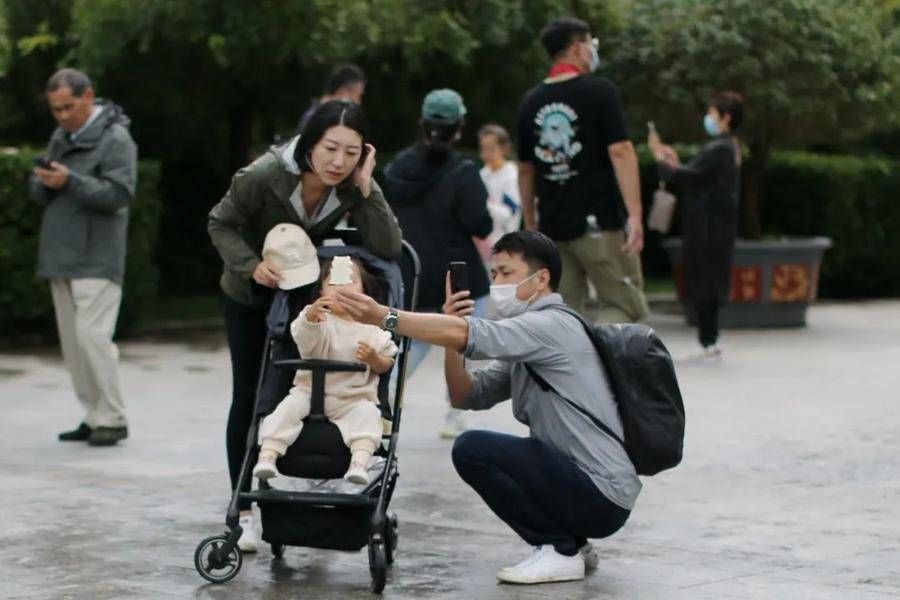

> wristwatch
[381,308,399,332]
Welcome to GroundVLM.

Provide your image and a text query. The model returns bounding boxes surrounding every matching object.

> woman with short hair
[650,91,744,359]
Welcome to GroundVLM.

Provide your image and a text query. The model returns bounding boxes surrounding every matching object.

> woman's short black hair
[492,230,562,291]
[317,256,385,304]
[540,17,591,59]
[295,99,369,175]
[710,91,744,131]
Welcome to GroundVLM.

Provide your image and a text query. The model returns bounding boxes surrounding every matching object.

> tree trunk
[741,137,769,239]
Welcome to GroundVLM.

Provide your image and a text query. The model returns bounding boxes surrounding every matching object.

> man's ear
[539,268,551,290]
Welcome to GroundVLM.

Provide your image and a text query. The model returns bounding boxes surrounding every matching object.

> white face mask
[490,272,539,318]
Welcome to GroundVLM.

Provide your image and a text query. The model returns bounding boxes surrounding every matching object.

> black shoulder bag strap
[522,305,625,447]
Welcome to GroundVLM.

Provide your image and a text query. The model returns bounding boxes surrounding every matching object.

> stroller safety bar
[273,359,367,420]
[274,358,367,373]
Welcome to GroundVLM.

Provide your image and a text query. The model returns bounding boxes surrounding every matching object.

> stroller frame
[195,231,420,594]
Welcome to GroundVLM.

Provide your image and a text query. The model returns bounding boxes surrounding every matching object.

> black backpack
[525,305,685,476]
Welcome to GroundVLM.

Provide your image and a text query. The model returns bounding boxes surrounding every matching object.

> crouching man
[335,230,640,584]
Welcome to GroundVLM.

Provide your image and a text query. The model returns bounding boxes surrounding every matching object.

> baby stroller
[194,230,420,594]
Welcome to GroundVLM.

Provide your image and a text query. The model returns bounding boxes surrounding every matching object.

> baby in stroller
[253,256,398,485]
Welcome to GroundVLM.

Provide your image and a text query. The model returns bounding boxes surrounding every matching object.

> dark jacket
[384,145,492,310]
[29,100,137,284]
[208,138,403,307]
[660,135,740,304]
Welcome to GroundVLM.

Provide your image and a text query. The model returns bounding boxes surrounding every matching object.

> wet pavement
[1,301,899,599]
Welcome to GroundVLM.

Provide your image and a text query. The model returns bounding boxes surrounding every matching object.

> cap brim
[278,262,320,290]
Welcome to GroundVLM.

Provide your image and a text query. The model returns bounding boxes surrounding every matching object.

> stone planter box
[662,237,833,327]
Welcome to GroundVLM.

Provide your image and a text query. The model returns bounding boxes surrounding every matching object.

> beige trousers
[49,278,127,428]
[258,390,382,457]
[557,230,650,323]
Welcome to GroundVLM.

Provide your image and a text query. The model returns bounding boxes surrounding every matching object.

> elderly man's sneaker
[496,545,585,584]
[579,542,599,572]
[87,426,128,446]
[58,422,92,441]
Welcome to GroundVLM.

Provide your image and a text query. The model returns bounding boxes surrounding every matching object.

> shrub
[0,150,161,338]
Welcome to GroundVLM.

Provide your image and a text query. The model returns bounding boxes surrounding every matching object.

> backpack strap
[522,304,625,447]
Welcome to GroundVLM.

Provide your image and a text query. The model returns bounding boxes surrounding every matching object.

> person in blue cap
[383,89,493,438]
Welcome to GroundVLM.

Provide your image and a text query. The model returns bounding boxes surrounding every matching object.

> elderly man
[336,230,640,585]
[29,68,137,447]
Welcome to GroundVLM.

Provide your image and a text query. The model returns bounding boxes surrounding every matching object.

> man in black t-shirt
[517,17,648,322]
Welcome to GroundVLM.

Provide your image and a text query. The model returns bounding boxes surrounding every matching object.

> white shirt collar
[281,135,301,174]
[70,105,103,141]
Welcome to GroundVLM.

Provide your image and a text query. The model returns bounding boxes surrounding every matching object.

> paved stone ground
[1,301,898,599]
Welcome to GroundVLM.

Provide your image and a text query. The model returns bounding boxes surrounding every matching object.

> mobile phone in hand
[449,261,468,294]
[33,156,53,169]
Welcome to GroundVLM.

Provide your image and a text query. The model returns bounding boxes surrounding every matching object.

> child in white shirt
[478,124,521,257]
[253,257,397,485]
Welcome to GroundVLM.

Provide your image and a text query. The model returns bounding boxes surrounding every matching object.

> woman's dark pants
[696,301,720,348]
[223,295,268,511]
[451,430,630,556]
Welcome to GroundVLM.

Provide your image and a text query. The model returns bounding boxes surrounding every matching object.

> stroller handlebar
[273,358,367,373]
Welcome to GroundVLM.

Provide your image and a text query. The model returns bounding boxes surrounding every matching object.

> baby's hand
[307,297,332,323]
[356,342,378,366]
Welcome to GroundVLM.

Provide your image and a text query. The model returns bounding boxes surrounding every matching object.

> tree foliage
[606,0,900,236]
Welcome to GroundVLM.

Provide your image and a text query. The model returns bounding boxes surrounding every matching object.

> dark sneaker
[87,426,128,446]
[58,422,93,442]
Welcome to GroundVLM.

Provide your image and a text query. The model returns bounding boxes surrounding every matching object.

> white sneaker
[237,512,259,553]
[344,462,370,485]
[253,453,280,480]
[579,542,599,572]
[680,344,723,364]
[439,408,468,440]
[496,545,585,584]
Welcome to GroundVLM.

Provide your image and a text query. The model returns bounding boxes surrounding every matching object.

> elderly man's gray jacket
[29,100,137,285]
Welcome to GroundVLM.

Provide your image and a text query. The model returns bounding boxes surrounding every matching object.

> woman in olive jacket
[207,100,401,550]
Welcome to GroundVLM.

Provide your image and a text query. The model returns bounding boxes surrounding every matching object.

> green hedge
[761,152,900,298]
[0,150,161,338]
[636,147,900,298]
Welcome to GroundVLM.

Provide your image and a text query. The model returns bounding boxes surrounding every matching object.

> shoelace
[515,546,554,569]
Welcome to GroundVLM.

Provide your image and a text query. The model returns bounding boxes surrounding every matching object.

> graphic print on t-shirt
[533,102,582,184]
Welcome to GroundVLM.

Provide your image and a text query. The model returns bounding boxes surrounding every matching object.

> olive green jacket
[208,140,402,306]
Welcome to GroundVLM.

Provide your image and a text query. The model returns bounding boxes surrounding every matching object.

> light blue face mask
[590,44,600,72]
[703,113,720,137]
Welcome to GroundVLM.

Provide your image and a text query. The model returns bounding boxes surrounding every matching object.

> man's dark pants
[451,430,630,556]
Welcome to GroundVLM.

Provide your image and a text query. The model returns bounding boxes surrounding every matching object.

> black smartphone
[33,156,52,169]
[449,261,468,294]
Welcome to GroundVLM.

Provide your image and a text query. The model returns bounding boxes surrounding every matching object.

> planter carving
[662,237,832,327]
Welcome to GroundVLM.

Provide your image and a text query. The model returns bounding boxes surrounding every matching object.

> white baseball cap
[262,223,319,290]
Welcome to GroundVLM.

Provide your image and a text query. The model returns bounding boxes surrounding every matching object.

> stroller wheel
[368,538,387,593]
[271,543,285,559]
[194,534,242,584]
[385,513,398,565]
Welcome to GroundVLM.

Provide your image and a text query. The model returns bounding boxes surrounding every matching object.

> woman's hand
[442,272,476,317]
[659,144,680,167]
[353,144,376,198]
[306,296,333,323]
[252,258,282,288]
